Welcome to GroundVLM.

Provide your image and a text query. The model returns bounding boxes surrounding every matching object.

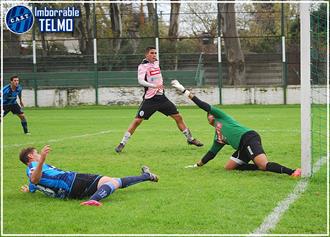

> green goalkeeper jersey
[209,105,252,154]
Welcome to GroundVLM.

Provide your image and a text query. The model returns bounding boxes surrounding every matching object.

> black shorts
[68,173,102,199]
[230,131,265,165]
[136,94,179,120]
[3,104,23,116]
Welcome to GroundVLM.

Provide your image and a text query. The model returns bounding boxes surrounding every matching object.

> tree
[110,3,122,53]
[167,1,180,56]
[75,3,93,55]
[147,2,155,23]
[219,3,246,85]
[168,1,180,41]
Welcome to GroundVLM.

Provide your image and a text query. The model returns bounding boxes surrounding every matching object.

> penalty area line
[251,156,327,235]
[3,130,112,148]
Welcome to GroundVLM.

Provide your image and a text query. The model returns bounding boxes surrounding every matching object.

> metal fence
[3,2,326,103]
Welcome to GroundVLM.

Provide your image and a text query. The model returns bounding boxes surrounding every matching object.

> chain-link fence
[3,2,315,92]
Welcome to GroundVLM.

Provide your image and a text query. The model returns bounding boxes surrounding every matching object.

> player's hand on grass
[20,185,29,193]
[185,164,199,168]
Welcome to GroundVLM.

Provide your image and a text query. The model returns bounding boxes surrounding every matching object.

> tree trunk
[127,3,139,53]
[168,1,180,42]
[147,2,155,23]
[84,3,93,55]
[76,17,86,54]
[169,0,180,66]
[74,4,87,54]
[139,3,145,26]
[110,3,122,53]
[40,33,48,56]
[219,3,246,85]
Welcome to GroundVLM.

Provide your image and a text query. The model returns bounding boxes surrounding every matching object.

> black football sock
[235,164,259,171]
[120,173,150,188]
[21,119,28,133]
[266,162,294,175]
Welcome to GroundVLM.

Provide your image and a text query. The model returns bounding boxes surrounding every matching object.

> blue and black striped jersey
[1,84,22,105]
[26,162,77,199]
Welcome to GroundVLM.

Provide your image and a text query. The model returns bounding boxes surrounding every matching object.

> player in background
[19,145,159,206]
[171,80,301,177]
[115,46,203,153]
[1,75,30,134]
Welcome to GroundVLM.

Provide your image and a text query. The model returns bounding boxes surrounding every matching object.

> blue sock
[21,119,28,133]
[89,182,116,201]
[120,173,150,188]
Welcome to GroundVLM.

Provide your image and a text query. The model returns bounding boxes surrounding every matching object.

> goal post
[300,3,312,177]
[300,2,329,178]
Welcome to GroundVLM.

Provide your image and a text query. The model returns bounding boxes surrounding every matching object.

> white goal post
[300,3,312,177]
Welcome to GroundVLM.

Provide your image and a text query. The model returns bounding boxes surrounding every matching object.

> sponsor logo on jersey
[149,68,160,76]
[215,122,227,144]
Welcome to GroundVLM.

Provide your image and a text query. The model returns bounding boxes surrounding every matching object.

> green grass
[2,105,327,234]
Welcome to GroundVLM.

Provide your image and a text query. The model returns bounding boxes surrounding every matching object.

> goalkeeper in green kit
[171,80,301,177]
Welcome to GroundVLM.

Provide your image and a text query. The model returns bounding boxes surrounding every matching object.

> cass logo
[6,5,34,34]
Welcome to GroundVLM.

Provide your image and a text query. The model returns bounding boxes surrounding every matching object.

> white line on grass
[3,129,300,149]
[3,130,112,148]
[251,156,327,235]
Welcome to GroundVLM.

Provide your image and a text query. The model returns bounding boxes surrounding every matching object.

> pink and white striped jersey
[138,59,164,99]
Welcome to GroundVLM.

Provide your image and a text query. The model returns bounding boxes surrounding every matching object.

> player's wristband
[183,89,190,97]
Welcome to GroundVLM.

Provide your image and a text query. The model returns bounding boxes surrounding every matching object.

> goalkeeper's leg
[253,154,298,176]
[225,150,259,171]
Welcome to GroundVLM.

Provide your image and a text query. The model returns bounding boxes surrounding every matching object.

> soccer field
[2,105,327,235]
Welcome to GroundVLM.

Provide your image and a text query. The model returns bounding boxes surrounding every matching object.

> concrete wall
[22,85,327,107]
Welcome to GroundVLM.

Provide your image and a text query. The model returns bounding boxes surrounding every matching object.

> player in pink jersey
[115,47,203,153]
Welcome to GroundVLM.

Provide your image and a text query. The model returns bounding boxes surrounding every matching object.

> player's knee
[253,154,268,170]
[172,114,183,122]
[18,114,26,120]
[224,164,235,171]
[256,162,267,170]
[134,118,143,126]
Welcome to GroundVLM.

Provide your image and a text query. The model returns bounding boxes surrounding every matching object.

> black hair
[10,75,19,81]
[145,46,156,54]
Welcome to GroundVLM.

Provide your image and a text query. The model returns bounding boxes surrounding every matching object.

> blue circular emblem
[6,5,34,34]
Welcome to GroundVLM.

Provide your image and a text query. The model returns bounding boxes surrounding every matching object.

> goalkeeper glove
[171,80,191,97]
[185,162,203,168]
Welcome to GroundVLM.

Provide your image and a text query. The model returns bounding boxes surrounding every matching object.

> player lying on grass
[19,145,159,206]
[171,80,301,177]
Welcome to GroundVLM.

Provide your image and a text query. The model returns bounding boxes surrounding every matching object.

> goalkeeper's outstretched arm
[196,151,217,166]
[171,80,211,112]
[190,95,211,113]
